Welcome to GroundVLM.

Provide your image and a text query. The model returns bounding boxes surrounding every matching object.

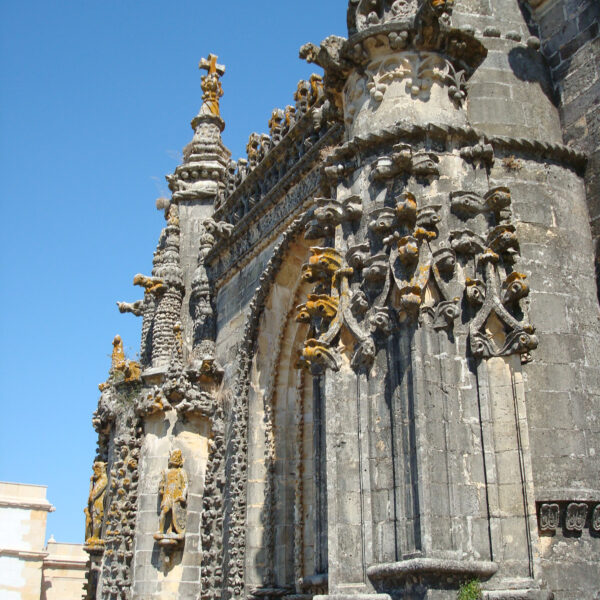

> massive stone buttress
[292,1,599,599]
[84,3,599,600]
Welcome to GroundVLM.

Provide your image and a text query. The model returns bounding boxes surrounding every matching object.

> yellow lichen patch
[111,335,125,365]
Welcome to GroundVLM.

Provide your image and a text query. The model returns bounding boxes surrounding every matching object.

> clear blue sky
[0,0,347,544]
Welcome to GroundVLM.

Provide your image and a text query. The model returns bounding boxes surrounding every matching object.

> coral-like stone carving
[96,422,141,598]
[84,461,108,549]
[154,450,189,549]
[539,503,560,532]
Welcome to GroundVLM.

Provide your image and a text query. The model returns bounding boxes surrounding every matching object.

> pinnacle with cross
[198,54,225,119]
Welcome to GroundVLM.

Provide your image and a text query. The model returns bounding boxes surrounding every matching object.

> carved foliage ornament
[366,52,466,105]
[296,176,536,374]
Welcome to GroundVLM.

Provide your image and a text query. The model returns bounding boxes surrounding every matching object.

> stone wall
[0,482,86,600]
[527,0,600,297]
[41,541,87,600]
[0,482,54,600]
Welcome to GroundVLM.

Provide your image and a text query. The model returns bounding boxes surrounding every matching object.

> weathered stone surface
[85,4,599,600]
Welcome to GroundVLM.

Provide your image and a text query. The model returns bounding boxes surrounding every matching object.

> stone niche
[132,412,210,600]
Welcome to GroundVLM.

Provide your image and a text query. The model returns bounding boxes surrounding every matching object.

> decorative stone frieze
[536,501,600,534]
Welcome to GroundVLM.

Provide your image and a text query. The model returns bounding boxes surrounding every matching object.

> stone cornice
[0,498,55,512]
[207,124,342,277]
[43,556,88,569]
[214,107,327,220]
[0,548,49,561]
[536,488,600,502]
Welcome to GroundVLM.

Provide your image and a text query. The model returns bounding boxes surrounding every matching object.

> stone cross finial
[198,54,225,118]
[199,54,225,78]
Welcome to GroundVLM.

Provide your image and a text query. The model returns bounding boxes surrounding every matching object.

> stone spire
[166,54,232,204]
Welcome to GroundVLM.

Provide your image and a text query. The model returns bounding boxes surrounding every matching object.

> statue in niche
[84,461,108,548]
[154,449,188,548]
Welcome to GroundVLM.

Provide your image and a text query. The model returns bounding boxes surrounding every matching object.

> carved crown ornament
[300,0,486,113]
[296,166,537,374]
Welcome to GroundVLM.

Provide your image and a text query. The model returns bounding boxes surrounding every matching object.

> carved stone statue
[154,449,188,548]
[84,461,107,547]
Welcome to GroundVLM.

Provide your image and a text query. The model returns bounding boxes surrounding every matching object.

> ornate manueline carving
[539,503,560,532]
[98,420,141,600]
[565,502,588,532]
[295,74,324,117]
[593,505,600,532]
[154,450,189,550]
[296,180,536,374]
[305,194,362,239]
[84,462,108,550]
[366,51,465,105]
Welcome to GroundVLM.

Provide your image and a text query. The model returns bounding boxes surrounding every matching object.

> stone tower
[84,2,599,599]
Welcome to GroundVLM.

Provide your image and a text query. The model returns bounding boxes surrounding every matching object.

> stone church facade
[83,1,600,599]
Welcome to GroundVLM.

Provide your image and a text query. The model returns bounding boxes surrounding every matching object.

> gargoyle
[117,300,144,317]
